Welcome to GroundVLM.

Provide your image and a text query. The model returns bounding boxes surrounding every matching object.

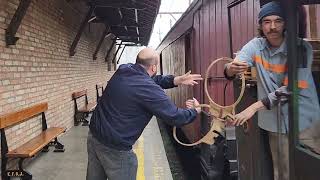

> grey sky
[148,0,193,48]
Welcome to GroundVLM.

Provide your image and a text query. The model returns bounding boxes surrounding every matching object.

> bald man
[87,48,203,180]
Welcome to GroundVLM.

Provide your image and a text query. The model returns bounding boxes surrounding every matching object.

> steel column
[282,0,299,180]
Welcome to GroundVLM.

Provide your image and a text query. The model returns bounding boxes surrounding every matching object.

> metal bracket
[42,145,50,152]
[93,27,110,60]
[5,0,32,46]
[105,38,117,62]
[112,41,123,64]
[117,45,126,64]
[41,112,48,131]
[88,1,146,10]
[69,5,95,56]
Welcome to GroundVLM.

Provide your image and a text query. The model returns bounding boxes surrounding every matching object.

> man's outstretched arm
[153,71,203,89]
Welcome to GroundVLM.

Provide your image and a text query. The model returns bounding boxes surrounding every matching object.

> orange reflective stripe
[253,56,287,73]
[298,81,309,89]
[283,77,308,89]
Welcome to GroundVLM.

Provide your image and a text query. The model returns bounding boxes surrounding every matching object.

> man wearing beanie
[225,1,320,180]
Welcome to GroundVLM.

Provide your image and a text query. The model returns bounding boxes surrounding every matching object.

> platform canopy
[87,0,161,46]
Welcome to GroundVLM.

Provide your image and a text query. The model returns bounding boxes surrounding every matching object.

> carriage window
[297,38,320,155]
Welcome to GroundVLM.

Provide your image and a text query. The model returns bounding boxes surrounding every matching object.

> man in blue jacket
[86,48,202,180]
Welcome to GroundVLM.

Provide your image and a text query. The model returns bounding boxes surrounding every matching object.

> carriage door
[228,1,274,179]
[285,2,320,180]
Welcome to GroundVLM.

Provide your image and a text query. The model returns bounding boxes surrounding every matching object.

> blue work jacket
[89,63,197,150]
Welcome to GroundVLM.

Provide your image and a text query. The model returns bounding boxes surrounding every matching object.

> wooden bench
[72,89,96,126]
[96,84,104,103]
[0,103,66,180]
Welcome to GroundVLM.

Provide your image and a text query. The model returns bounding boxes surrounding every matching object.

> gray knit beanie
[258,1,285,23]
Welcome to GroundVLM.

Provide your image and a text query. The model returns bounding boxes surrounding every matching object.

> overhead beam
[5,0,32,46]
[158,12,185,14]
[105,38,117,62]
[69,5,95,56]
[93,27,110,60]
[112,24,148,28]
[116,43,139,46]
[134,9,140,42]
[114,35,146,39]
[89,1,146,10]
[113,22,141,27]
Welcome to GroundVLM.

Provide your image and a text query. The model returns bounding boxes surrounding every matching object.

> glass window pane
[298,39,320,156]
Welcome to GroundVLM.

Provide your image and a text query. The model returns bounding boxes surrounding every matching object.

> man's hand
[231,101,265,126]
[226,60,249,77]
[232,106,257,126]
[174,71,203,86]
[186,97,201,114]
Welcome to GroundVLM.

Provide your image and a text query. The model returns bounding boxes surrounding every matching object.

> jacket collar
[260,36,287,56]
[132,63,150,76]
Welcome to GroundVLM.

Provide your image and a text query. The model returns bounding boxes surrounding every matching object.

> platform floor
[23,117,173,180]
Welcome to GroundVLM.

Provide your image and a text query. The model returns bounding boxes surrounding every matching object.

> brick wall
[0,0,116,151]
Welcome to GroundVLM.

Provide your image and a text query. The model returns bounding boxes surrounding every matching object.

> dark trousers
[86,131,138,180]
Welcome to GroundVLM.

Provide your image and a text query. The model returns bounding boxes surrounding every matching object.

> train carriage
[157,0,320,179]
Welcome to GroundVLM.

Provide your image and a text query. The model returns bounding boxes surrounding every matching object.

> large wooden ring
[173,57,246,146]
[204,57,245,108]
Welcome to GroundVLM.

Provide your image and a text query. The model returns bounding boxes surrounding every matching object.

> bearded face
[261,15,285,42]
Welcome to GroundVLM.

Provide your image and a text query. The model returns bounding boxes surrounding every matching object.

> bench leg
[19,158,32,180]
[1,156,9,180]
[53,138,65,152]
[75,112,89,126]
[81,112,89,126]
[82,118,89,126]
[74,113,80,126]
[42,145,50,152]
[3,158,32,180]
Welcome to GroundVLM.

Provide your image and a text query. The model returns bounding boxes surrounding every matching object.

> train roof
[156,0,320,52]
[156,0,202,52]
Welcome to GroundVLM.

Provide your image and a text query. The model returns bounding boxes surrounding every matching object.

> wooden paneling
[161,36,199,142]
[0,103,48,129]
[159,0,261,142]
[316,5,320,38]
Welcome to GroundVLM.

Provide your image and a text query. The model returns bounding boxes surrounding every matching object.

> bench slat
[7,127,66,158]
[0,103,48,129]
[72,90,87,99]
[78,102,96,113]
